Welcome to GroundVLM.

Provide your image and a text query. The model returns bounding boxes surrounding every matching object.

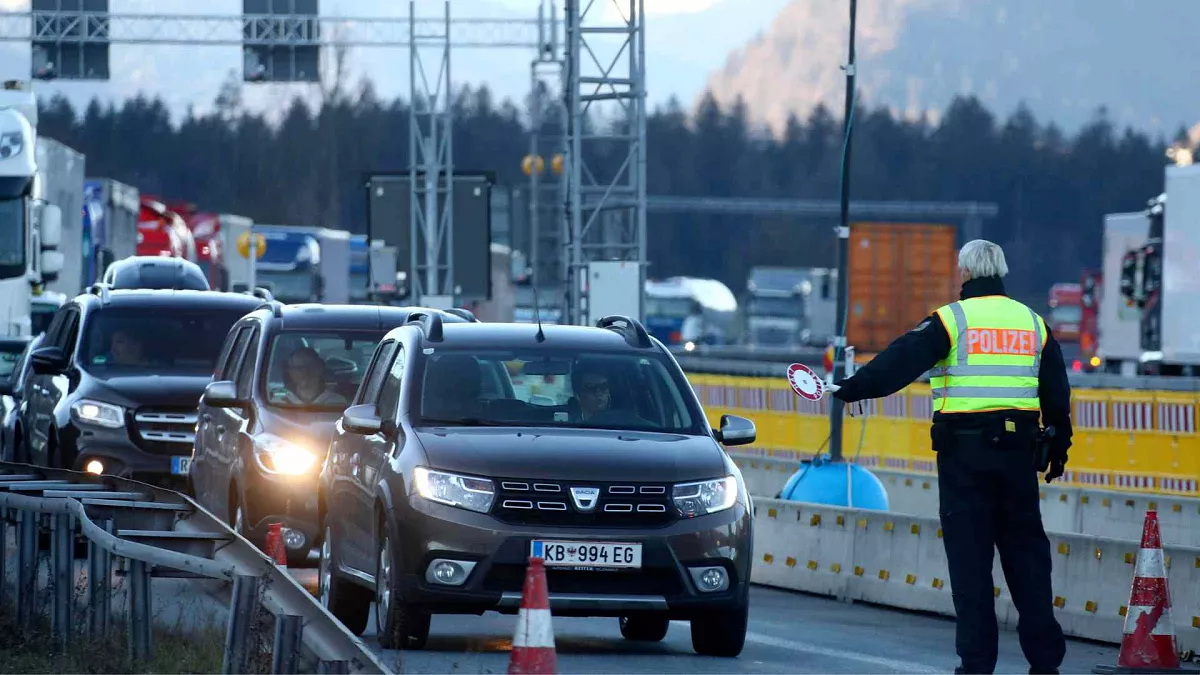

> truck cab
[743,267,810,348]
[0,80,65,337]
[137,197,197,262]
[643,279,693,346]
[254,225,323,304]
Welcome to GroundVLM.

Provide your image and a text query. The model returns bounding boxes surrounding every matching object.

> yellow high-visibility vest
[928,295,1047,414]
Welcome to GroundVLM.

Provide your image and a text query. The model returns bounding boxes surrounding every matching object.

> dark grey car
[317,314,756,657]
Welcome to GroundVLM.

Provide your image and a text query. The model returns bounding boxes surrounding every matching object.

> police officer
[829,239,1071,674]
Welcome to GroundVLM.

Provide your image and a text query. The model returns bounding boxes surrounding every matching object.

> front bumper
[69,424,191,485]
[388,496,752,618]
[240,469,321,560]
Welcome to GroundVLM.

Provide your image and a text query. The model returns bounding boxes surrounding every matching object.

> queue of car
[0,268,759,658]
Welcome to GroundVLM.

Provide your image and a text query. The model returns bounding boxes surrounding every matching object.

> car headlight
[70,399,124,429]
[254,434,319,475]
[413,467,495,513]
[673,476,738,518]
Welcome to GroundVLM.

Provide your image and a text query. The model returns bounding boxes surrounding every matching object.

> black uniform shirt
[832,276,1073,447]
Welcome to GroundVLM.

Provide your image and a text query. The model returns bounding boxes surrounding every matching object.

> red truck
[137,196,197,262]
[166,200,227,291]
[1079,271,1101,371]
[1047,282,1083,371]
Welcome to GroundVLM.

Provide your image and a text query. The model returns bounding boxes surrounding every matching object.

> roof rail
[254,301,283,318]
[251,287,274,302]
[406,311,444,342]
[596,315,653,348]
[443,307,479,322]
[88,282,111,305]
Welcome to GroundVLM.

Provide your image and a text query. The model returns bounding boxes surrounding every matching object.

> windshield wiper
[418,417,508,427]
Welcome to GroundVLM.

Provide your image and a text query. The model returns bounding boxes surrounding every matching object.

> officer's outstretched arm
[832,314,951,403]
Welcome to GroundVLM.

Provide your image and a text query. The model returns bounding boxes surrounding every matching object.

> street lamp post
[828,0,857,463]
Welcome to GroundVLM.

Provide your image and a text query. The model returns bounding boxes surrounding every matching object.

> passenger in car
[282,346,347,405]
[110,328,146,366]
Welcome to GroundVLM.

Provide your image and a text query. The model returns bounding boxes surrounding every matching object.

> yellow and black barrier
[687,373,1200,497]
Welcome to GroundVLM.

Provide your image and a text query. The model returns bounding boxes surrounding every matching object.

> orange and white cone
[1093,510,1198,673]
[265,522,288,571]
[508,556,557,674]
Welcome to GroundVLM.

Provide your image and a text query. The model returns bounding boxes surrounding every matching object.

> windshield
[0,198,26,278]
[415,348,705,434]
[350,273,369,301]
[263,331,383,411]
[80,307,250,376]
[749,295,802,318]
[1050,305,1082,324]
[257,270,313,303]
[645,296,692,319]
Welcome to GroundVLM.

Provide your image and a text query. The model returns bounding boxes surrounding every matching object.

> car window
[0,342,27,379]
[79,306,250,377]
[235,328,260,397]
[414,348,704,434]
[355,340,396,406]
[375,346,406,422]
[8,338,36,384]
[262,330,384,411]
[42,306,70,345]
[214,324,249,380]
[57,310,80,353]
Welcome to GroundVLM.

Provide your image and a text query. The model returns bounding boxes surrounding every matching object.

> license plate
[171,456,192,475]
[531,540,642,569]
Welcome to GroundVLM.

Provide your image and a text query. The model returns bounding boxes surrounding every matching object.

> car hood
[88,375,213,408]
[415,427,728,482]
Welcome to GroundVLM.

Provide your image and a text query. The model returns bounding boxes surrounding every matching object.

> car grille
[482,565,685,596]
[129,407,197,456]
[492,479,676,527]
[753,326,794,345]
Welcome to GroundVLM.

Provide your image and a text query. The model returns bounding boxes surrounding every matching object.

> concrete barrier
[733,453,1200,548]
[750,497,1200,651]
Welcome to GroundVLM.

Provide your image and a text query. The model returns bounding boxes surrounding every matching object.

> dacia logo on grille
[569,487,600,512]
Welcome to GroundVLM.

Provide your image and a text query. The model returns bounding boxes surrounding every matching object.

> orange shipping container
[847,222,958,354]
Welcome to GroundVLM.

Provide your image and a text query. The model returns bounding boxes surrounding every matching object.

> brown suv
[316,315,757,656]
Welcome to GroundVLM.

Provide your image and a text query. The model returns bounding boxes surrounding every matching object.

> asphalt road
[359,585,1120,674]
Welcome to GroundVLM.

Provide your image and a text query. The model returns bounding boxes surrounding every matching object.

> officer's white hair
[958,239,1009,279]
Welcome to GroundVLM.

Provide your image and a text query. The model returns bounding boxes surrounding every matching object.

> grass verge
[0,609,226,674]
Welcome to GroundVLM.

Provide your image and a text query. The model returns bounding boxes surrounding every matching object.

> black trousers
[933,421,1066,674]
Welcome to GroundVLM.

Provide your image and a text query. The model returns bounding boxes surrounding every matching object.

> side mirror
[341,403,383,436]
[41,250,65,277]
[30,346,67,375]
[0,378,13,397]
[41,203,62,248]
[715,414,756,447]
[202,380,243,408]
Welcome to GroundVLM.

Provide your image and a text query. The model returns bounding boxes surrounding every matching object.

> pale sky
[0,0,786,123]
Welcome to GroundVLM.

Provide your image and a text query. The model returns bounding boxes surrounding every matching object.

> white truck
[0,80,64,337]
[37,137,84,297]
[1110,165,1200,376]
[1097,211,1150,375]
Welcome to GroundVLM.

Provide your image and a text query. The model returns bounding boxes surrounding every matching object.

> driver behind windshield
[570,359,652,427]
[110,329,146,366]
[282,347,347,406]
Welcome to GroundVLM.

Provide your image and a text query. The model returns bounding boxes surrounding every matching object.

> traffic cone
[1093,510,1199,673]
[508,556,557,674]
[265,522,288,570]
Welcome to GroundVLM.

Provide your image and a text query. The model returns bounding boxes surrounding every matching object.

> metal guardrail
[672,345,1200,391]
[0,462,389,674]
